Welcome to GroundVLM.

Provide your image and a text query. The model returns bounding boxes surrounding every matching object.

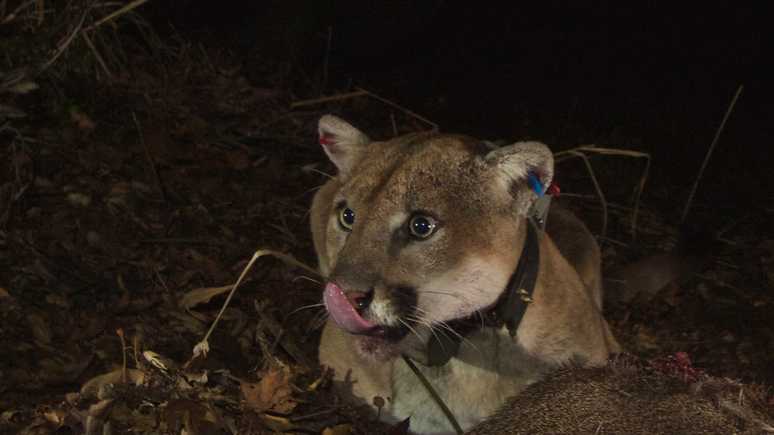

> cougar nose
[324,282,376,334]
[346,290,373,310]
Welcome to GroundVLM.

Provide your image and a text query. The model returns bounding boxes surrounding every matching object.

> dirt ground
[1,2,773,434]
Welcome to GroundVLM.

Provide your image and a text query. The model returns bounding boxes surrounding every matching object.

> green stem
[402,356,464,435]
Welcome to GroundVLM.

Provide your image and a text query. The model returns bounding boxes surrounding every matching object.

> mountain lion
[310,115,620,434]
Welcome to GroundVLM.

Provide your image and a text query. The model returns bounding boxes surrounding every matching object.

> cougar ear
[318,115,372,180]
[484,141,554,218]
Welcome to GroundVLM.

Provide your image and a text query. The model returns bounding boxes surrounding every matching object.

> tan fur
[311,116,620,434]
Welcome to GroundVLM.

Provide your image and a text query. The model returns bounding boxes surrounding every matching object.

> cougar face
[313,116,554,359]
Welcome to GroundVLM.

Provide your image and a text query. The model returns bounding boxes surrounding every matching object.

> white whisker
[292,275,322,285]
[288,302,325,316]
[309,310,330,332]
[305,167,336,180]
[411,308,481,354]
[398,318,424,343]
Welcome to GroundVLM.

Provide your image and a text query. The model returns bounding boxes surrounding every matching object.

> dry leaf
[71,111,97,132]
[26,313,52,344]
[259,413,295,432]
[242,368,297,414]
[180,285,233,310]
[43,409,65,425]
[0,103,26,118]
[67,192,92,206]
[143,350,178,372]
[6,79,39,94]
[323,424,352,435]
[225,149,250,170]
[164,398,221,434]
[44,292,69,308]
[80,369,146,396]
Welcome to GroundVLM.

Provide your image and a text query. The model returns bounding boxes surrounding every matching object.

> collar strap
[496,220,539,337]
[421,184,556,366]
[424,219,541,366]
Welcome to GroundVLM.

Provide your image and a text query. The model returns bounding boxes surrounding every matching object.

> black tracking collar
[495,220,540,337]
[423,218,542,366]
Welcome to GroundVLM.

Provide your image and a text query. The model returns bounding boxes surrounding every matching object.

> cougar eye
[409,215,436,239]
[338,206,355,231]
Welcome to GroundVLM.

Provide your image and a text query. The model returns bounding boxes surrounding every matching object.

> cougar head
[311,115,554,360]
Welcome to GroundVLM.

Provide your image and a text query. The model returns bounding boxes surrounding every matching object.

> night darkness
[166,0,773,221]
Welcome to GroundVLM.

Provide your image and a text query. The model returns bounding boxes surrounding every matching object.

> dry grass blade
[82,0,154,32]
[290,90,369,108]
[290,86,438,132]
[132,111,165,201]
[570,146,650,159]
[403,356,464,435]
[191,249,320,359]
[254,300,315,370]
[0,0,37,24]
[559,149,610,238]
[555,145,651,239]
[36,0,94,76]
[681,85,744,224]
[80,29,111,77]
[179,284,234,311]
[355,86,439,131]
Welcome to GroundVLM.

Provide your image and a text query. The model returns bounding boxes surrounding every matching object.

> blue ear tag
[528,172,551,231]
[527,172,544,197]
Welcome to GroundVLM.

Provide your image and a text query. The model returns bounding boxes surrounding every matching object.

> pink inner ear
[319,134,336,147]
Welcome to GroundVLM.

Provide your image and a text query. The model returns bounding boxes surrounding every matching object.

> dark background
[156,0,773,223]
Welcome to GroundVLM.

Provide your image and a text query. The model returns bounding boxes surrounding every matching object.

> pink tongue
[324,282,376,334]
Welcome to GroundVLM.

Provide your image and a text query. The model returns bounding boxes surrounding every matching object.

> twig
[596,235,634,250]
[139,238,227,244]
[565,146,650,159]
[254,301,315,370]
[322,26,332,93]
[355,86,438,131]
[0,0,36,25]
[117,329,127,383]
[565,150,609,239]
[290,90,369,108]
[150,259,172,295]
[1,122,26,184]
[555,145,650,239]
[36,0,94,76]
[131,111,166,201]
[573,145,650,239]
[681,85,744,224]
[35,0,42,25]
[192,250,320,358]
[631,156,650,238]
[80,29,112,77]
[82,0,154,32]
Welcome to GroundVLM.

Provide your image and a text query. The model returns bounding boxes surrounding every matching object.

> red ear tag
[319,135,335,146]
[547,183,560,196]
